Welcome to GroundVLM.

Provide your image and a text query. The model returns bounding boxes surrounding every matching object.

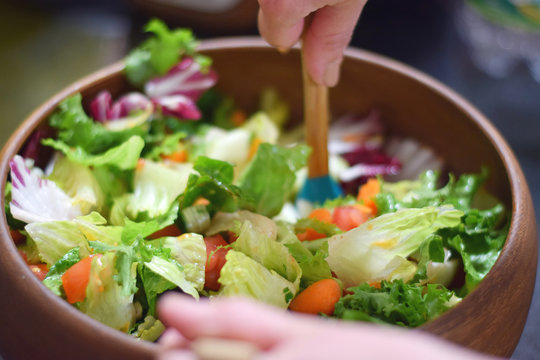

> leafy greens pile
[5,20,508,340]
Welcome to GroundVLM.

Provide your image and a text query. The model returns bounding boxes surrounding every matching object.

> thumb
[303,0,368,87]
[157,294,316,350]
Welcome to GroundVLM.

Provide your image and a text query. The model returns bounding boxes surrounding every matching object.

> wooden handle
[301,23,330,178]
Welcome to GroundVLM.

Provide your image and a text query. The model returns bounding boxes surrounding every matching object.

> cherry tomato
[148,224,182,239]
[203,235,230,291]
[29,264,48,281]
[332,206,368,231]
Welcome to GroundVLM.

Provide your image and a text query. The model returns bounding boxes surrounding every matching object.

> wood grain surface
[0,38,536,359]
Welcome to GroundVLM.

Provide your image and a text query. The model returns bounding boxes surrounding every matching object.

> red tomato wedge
[332,206,368,231]
[29,264,48,281]
[203,234,230,291]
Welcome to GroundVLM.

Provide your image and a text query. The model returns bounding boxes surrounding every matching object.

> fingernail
[277,46,290,54]
[323,59,342,87]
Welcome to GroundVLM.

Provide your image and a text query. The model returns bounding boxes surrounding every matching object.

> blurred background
[0,0,538,358]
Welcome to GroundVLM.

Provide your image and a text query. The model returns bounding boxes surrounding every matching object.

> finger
[257,0,306,50]
[157,294,316,350]
[159,328,189,350]
[157,349,197,360]
[257,0,344,50]
[303,0,368,86]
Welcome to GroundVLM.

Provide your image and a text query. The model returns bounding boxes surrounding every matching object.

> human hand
[256,0,368,87]
[157,294,495,360]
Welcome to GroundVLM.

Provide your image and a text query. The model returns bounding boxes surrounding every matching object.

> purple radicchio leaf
[9,155,81,224]
[89,91,154,131]
[90,91,153,122]
[21,126,55,169]
[144,57,218,100]
[338,147,402,195]
[90,91,112,122]
[329,111,402,194]
[152,94,201,120]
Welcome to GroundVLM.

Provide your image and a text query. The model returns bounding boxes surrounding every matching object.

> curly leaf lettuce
[334,280,456,327]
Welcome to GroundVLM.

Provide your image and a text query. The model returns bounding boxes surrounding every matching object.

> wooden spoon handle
[301,23,330,178]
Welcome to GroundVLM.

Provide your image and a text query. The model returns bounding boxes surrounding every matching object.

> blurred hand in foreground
[157,294,495,360]
[256,0,368,87]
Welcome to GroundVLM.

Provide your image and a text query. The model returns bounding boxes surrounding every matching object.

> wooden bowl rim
[0,36,531,354]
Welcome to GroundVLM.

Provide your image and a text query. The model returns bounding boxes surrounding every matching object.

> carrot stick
[308,208,332,223]
[357,177,380,216]
[289,278,341,316]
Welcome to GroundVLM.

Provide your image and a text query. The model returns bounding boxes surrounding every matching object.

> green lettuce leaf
[438,205,507,295]
[326,206,463,287]
[130,315,165,341]
[126,159,192,219]
[158,233,206,292]
[25,220,90,266]
[206,210,277,241]
[276,221,333,288]
[145,132,187,161]
[179,156,243,212]
[334,280,455,327]
[47,93,146,154]
[144,256,199,300]
[48,156,105,215]
[42,247,81,296]
[238,143,310,217]
[218,250,296,308]
[121,202,179,244]
[74,212,123,246]
[125,19,210,85]
[79,252,137,332]
[42,135,144,170]
[376,170,489,214]
[232,220,302,288]
[138,265,176,317]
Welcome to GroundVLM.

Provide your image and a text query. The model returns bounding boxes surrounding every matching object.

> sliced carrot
[194,197,210,206]
[62,254,101,304]
[230,110,247,127]
[297,208,333,241]
[357,177,380,216]
[248,137,263,160]
[136,158,146,171]
[161,149,188,163]
[308,208,333,223]
[369,281,382,289]
[289,278,342,316]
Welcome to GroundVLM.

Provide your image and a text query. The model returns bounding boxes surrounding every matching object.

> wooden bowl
[0,38,536,359]
[128,0,259,35]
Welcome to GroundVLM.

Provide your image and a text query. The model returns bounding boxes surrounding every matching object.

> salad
[5,20,508,341]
